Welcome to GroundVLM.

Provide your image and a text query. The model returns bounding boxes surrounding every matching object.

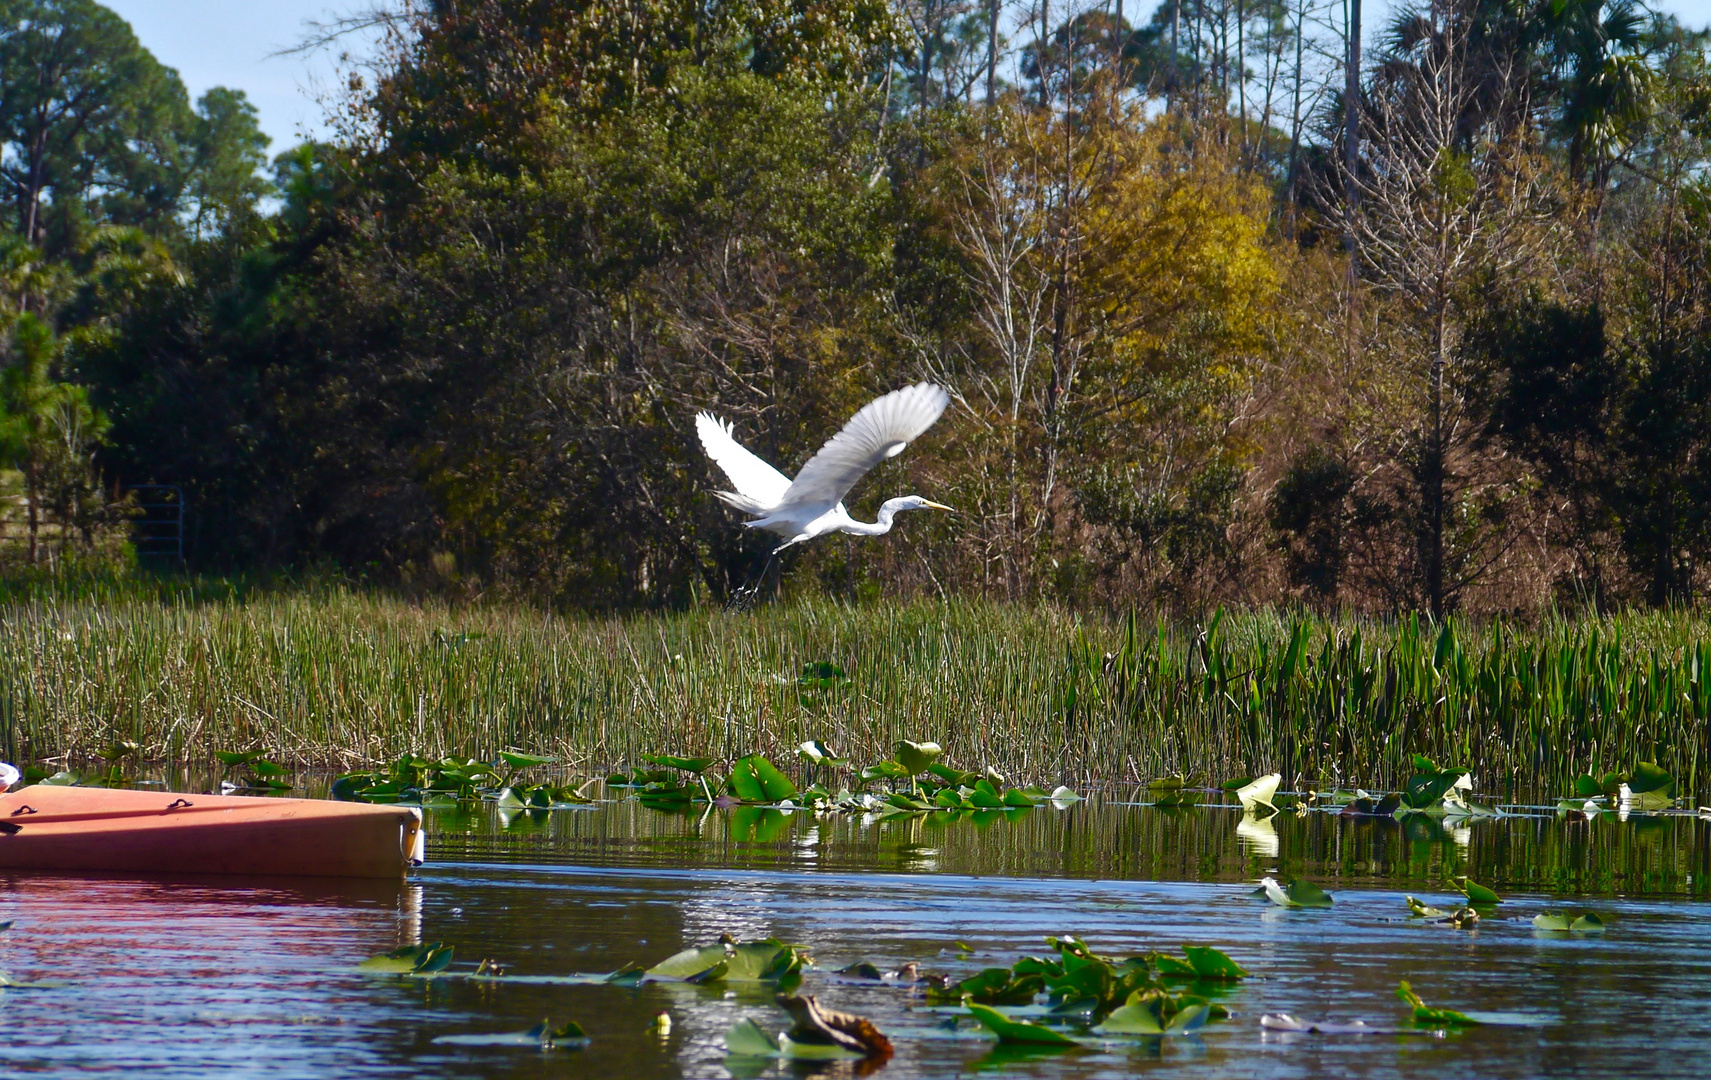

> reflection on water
[3,797,1711,1078]
[431,794,1711,899]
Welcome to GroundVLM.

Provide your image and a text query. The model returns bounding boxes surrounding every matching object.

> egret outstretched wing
[774,383,949,515]
[696,412,794,512]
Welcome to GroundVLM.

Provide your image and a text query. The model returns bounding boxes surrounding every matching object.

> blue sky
[106,0,1711,158]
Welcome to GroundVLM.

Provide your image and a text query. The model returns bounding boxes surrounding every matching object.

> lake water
[4,794,1711,1078]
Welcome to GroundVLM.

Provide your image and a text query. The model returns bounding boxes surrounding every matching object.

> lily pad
[1453,877,1502,905]
[358,942,454,975]
[1260,876,1333,908]
[1234,773,1282,812]
[644,944,730,982]
[796,741,847,767]
[1179,945,1247,980]
[966,1003,1079,1046]
[640,753,714,774]
[724,1019,865,1060]
[1533,912,1605,933]
[1095,999,1210,1036]
[895,740,945,776]
[1397,980,1480,1026]
[499,752,557,770]
[432,1020,588,1048]
[729,755,797,803]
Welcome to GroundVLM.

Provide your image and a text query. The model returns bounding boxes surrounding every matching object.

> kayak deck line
[0,785,424,879]
[4,796,341,826]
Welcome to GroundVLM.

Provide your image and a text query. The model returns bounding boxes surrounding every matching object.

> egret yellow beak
[921,501,954,512]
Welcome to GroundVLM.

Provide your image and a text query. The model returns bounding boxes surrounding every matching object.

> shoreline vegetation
[4,576,1710,798]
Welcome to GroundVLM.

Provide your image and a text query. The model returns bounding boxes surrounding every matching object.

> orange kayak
[0,785,424,879]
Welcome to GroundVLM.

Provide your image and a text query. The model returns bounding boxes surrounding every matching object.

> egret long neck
[840,503,901,537]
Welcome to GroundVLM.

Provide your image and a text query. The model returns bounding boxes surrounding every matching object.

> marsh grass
[3,583,1710,796]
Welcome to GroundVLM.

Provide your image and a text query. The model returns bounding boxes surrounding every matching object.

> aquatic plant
[9,593,1711,797]
[331,753,587,808]
[1532,912,1605,933]
[431,1020,588,1049]
[358,943,455,975]
[924,934,1241,1043]
[642,938,807,986]
[1258,876,1334,907]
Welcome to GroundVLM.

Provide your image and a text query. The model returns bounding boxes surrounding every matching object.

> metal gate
[128,485,184,567]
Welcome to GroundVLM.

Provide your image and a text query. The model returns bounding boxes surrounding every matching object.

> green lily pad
[1397,980,1480,1026]
[723,1018,866,1060]
[644,945,729,982]
[1533,912,1605,933]
[1178,945,1247,980]
[729,755,797,803]
[1048,786,1083,807]
[499,752,557,770]
[432,1020,588,1048]
[861,761,911,782]
[1405,896,1449,918]
[358,942,454,974]
[1094,999,1210,1036]
[640,753,713,773]
[966,1003,1079,1046]
[1261,876,1333,908]
[1453,877,1501,905]
[895,740,944,776]
[723,940,805,981]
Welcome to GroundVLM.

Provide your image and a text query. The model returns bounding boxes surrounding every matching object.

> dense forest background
[5,0,1711,615]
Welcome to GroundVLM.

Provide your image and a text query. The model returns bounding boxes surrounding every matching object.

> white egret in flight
[696,382,953,554]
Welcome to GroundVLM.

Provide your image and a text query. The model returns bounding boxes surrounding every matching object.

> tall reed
[2,587,1707,797]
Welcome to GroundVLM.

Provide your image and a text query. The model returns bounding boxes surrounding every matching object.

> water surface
[3,795,1709,1078]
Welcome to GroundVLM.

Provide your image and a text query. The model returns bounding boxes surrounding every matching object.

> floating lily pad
[966,1003,1079,1046]
[796,741,847,767]
[499,752,557,770]
[358,942,454,975]
[645,944,729,982]
[1533,912,1605,933]
[1234,773,1281,812]
[1453,877,1502,905]
[729,755,797,803]
[0,972,68,990]
[644,939,803,984]
[1260,876,1333,908]
[433,1020,587,1048]
[1397,980,1481,1026]
[724,1018,865,1060]
[1260,1014,1408,1035]
[639,753,713,773]
[1094,999,1209,1036]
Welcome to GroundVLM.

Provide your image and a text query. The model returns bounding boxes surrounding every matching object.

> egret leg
[728,550,778,612]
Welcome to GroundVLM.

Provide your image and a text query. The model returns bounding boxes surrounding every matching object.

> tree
[183,88,272,237]
[930,69,1276,601]
[1338,0,1554,615]
[0,0,193,258]
[0,310,106,562]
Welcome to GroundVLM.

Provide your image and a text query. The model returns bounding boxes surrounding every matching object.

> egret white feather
[696,383,952,554]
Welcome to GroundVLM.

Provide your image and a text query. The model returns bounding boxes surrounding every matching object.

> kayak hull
[0,785,423,879]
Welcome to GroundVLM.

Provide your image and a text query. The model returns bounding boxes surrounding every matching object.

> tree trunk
[987,0,999,104]
[1426,297,1447,618]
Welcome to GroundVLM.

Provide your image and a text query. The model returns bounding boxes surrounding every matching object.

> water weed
[6,590,1711,796]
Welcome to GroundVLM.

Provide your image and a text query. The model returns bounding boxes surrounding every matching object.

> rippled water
[3,795,1710,1078]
